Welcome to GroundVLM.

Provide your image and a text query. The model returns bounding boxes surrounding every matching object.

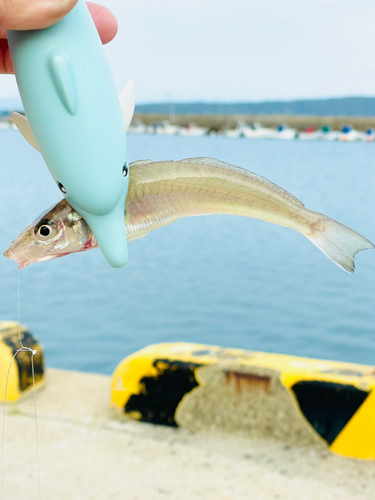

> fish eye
[57,182,67,194]
[40,226,50,237]
[122,163,128,177]
[34,221,57,240]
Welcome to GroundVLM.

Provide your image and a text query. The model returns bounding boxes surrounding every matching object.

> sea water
[0,130,374,374]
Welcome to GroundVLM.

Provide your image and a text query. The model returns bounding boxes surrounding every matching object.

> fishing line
[1,270,41,500]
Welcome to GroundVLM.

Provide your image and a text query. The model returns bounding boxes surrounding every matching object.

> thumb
[0,0,79,31]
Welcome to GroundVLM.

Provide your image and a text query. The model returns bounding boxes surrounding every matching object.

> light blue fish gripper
[7,0,129,268]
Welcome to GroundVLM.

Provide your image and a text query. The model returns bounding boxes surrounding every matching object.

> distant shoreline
[2,110,375,133]
[134,112,375,132]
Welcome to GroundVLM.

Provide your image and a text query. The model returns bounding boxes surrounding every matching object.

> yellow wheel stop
[111,342,375,460]
[0,321,45,402]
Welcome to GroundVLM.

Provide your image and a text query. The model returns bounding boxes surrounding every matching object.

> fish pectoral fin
[119,81,135,132]
[12,112,40,152]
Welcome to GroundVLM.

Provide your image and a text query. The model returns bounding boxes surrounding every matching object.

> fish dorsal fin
[130,159,152,168]
[180,157,260,176]
[179,157,305,207]
[12,112,40,152]
[180,157,233,167]
[180,157,259,174]
[119,81,135,132]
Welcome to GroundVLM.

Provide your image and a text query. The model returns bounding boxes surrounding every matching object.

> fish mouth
[3,247,31,269]
[3,247,60,269]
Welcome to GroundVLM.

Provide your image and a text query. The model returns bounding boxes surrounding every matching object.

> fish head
[4,199,96,268]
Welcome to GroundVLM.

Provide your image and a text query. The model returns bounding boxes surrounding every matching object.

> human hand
[0,0,118,74]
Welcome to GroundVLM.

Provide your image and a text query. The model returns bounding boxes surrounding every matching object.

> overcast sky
[1,0,375,103]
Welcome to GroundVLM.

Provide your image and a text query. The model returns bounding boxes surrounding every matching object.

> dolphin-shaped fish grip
[7,0,132,268]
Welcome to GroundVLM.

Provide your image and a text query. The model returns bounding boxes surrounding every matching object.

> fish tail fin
[307,216,374,274]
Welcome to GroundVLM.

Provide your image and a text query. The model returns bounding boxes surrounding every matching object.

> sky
[1,0,375,103]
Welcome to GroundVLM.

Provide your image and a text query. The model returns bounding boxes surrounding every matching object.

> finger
[0,0,79,31]
[0,38,14,73]
[87,3,118,44]
[0,2,117,42]
[0,2,118,74]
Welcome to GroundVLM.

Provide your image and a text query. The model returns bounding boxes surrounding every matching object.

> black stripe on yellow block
[291,381,369,444]
[0,321,45,401]
[125,359,201,426]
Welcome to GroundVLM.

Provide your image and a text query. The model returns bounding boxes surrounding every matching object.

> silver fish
[4,157,374,272]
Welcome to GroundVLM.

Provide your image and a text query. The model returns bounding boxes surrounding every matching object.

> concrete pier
[1,368,374,500]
